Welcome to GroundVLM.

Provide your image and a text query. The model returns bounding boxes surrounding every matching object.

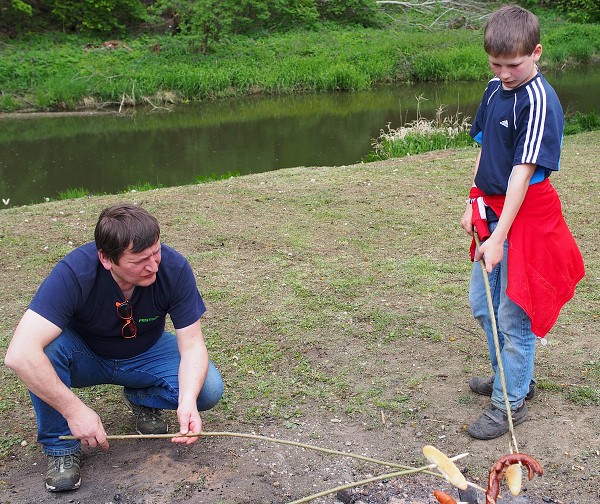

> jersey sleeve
[513,78,564,172]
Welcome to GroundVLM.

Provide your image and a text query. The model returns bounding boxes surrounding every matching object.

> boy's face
[488,44,542,90]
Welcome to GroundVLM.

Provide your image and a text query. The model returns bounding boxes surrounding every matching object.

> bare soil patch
[1,134,598,504]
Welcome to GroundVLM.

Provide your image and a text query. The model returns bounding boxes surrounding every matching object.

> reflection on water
[0,67,598,208]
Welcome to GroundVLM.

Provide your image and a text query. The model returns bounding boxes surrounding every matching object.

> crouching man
[5,203,224,492]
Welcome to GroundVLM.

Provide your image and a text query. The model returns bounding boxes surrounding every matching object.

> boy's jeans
[30,329,224,456]
[469,226,536,412]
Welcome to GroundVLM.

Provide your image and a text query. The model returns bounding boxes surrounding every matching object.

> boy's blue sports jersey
[29,242,206,359]
[470,71,564,195]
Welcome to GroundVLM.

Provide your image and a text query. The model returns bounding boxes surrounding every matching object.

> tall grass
[367,106,600,162]
[564,110,600,135]
[366,96,475,161]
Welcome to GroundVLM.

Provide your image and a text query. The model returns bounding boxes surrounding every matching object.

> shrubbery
[0,0,381,44]
[521,0,599,23]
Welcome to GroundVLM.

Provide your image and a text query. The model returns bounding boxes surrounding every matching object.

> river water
[1,66,598,208]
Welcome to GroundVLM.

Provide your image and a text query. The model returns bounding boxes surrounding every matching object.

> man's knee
[198,361,224,411]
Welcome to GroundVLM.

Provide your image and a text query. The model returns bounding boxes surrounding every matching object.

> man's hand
[66,403,109,449]
[172,403,203,445]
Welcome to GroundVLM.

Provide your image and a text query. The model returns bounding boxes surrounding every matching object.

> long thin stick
[61,431,464,478]
[473,231,519,454]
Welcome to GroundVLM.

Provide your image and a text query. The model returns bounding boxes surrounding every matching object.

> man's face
[488,44,542,90]
[103,241,162,290]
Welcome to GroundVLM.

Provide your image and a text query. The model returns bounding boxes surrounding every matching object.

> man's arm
[475,163,536,272]
[4,309,109,449]
[172,318,209,445]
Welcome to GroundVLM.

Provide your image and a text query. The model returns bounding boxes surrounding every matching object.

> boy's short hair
[484,5,540,58]
[95,203,160,263]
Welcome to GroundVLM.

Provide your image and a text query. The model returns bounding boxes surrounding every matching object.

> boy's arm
[460,150,482,235]
[475,163,536,272]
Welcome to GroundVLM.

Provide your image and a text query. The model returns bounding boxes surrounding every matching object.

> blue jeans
[31,329,224,456]
[469,225,536,411]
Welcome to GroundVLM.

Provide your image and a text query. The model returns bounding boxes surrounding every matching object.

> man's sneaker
[122,389,168,435]
[467,403,528,440]
[45,450,82,492]
[469,375,536,400]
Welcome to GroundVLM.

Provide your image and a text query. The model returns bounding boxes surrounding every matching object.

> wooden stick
[61,431,480,487]
[473,231,519,454]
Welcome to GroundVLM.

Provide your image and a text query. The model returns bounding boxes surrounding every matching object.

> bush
[46,0,147,34]
[555,0,599,23]
[522,0,600,23]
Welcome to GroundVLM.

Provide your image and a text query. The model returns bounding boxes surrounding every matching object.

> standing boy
[5,203,224,491]
[460,5,585,440]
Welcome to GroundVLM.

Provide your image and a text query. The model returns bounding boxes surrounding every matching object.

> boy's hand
[475,235,504,272]
[461,202,473,235]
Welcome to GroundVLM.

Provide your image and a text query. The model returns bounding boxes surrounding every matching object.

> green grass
[1,18,599,112]
[567,386,600,406]
[195,170,240,184]
[564,110,600,135]
[0,435,23,458]
[58,187,90,200]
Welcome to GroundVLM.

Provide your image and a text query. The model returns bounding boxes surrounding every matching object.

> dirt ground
[0,135,598,504]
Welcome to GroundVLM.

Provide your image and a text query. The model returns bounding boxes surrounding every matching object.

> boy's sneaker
[469,375,536,400]
[122,390,168,434]
[467,403,528,440]
[45,449,82,492]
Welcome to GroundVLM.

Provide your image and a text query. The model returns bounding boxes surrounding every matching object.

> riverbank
[1,132,598,502]
[1,14,599,113]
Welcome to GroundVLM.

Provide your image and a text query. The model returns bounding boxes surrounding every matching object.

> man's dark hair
[95,203,160,263]
[484,5,540,58]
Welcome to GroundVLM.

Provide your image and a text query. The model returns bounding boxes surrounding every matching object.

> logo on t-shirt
[500,119,509,128]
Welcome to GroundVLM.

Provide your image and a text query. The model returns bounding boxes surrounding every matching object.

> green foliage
[521,0,599,23]
[187,1,237,54]
[195,171,240,184]
[58,187,90,200]
[554,0,599,23]
[564,111,600,135]
[315,0,381,27]
[0,0,34,36]
[46,0,147,34]
[264,0,320,31]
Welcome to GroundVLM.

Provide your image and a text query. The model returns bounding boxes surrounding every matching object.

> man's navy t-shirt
[29,242,205,359]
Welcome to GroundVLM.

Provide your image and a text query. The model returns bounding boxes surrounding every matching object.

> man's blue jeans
[30,329,224,456]
[469,228,536,411]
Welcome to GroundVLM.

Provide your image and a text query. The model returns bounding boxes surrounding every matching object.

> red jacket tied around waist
[469,179,585,337]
